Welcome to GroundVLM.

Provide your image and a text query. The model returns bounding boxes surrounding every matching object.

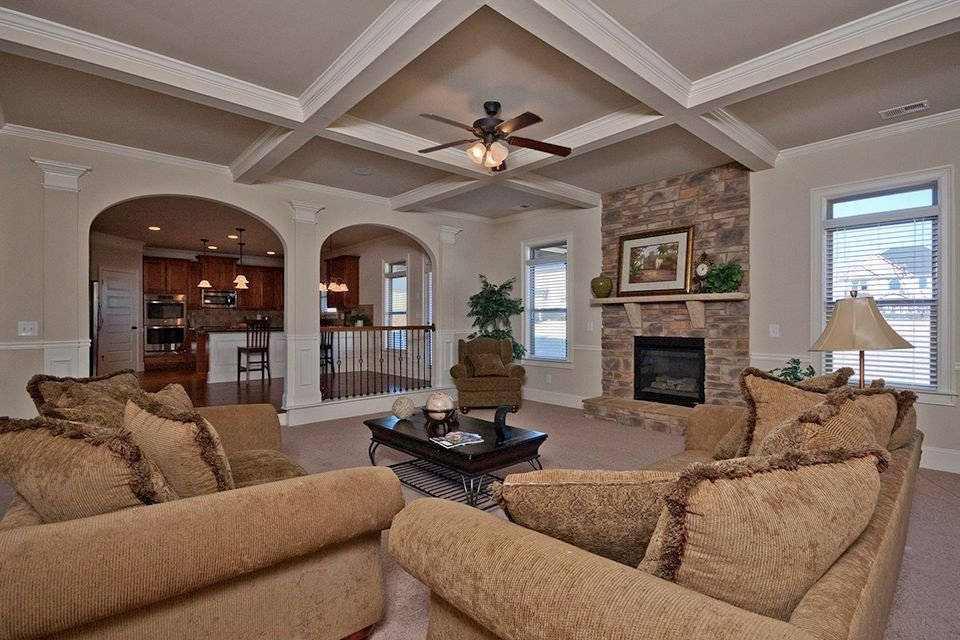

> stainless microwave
[202,290,237,308]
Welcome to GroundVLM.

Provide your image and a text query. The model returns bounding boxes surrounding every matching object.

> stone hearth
[584,163,750,434]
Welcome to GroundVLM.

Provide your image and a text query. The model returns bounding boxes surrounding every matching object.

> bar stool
[238,318,272,382]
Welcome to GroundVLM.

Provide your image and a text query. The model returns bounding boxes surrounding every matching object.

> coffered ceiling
[1,0,958,218]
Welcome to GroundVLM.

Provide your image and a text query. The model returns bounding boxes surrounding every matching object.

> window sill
[521,358,573,370]
[914,390,957,407]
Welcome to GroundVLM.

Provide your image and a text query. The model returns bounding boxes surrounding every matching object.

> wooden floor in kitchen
[139,366,284,411]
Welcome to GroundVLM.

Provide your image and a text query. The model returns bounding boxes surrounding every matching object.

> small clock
[692,253,713,291]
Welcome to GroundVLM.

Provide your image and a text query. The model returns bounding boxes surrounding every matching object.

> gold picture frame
[616,226,694,296]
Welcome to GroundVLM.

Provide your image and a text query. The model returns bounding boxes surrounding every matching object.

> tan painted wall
[751,119,960,456]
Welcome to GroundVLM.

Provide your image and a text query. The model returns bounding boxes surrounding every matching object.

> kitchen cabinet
[238,266,284,311]
[325,255,359,309]
[188,262,203,308]
[197,256,237,290]
[143,258,192,294]
[238,266,264,310]
[264,267,283,310]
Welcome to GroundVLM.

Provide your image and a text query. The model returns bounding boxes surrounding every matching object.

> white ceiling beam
[230,0,485,184]
[687,0,960,110]
[229,126,313,185]
[504,174,601,208]
[0,8,303,126]
[678,109,779,171]
[391,175,484,212]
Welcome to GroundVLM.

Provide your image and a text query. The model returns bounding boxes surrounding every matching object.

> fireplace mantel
[590,292,749,329]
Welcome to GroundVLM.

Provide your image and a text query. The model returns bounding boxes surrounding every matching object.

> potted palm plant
[466,275,526,360]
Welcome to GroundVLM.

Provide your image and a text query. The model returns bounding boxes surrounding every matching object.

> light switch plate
[18,320,39,337]
[769,323,780,338]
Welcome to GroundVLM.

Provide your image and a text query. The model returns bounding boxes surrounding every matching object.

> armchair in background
[450,337,524,413]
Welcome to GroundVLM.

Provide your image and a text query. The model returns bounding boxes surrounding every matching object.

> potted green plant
[466,275,526,360]
[768,358,816,383]
[703,262,744,293]
[347,312,372,327]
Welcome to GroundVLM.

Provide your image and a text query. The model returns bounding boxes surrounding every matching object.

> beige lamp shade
[810,293,913,352]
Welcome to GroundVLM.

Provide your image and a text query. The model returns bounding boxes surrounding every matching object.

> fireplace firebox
[634,336,705,407]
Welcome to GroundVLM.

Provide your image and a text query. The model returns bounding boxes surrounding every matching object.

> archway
[88,195,287,409]
[318,224,437,400]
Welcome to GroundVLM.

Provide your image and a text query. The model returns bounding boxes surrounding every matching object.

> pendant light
[318,235,349,292]
[233,227,249,289]
[197,238,212,289]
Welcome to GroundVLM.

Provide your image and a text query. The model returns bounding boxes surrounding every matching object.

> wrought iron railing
[320,325,435,400]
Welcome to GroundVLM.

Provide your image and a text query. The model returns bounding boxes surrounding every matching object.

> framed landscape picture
[616,226,694,296]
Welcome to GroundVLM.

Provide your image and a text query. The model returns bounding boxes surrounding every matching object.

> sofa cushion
[758,388,879,455]
[466,353,507,377]
[229,449,307,488]
[492,469,677,566]
[124,397,234,497]
[0,416,177,523]
[889,403,918,450]
[0,493,43,532]
[639,448,888,621]
[644,449,714,472]
[454,376,522,392]
[712,413,749,460]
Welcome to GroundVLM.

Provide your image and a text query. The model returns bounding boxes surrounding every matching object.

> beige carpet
[1,400,957,638]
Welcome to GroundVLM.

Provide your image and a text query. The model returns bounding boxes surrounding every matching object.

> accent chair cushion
[493,468,678,566]
[758,388,878,455]
[123,397,235,497]
[0,415,178,523]
[466,353,507,377]
[639,448,888,621]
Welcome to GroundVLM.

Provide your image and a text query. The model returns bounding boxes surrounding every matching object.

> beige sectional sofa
[0,393,404,640]
[390,402,922,640]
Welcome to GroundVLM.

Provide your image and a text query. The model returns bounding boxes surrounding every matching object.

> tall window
[385,260,407,349]
[819,179,943,390]
[525,240,568,361]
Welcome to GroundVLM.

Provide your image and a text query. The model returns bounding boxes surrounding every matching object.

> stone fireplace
[584,163,750,434]
[634,336,705,407]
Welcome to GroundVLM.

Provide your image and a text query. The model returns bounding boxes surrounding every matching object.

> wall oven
[144,294,186,354]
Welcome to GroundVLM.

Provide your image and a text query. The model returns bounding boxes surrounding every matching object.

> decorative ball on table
[391,396,416,420]
[422,391,458,432]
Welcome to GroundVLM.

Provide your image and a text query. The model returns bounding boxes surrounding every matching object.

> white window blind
[526,241,568,360]
[822,183,939,389]
[385,261,407,350]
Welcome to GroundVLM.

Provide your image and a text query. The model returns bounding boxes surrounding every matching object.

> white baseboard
[522,388,584,409]
[284,386,454,426]
[920,446,960,474]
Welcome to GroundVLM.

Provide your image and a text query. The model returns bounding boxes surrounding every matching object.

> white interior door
[98,268,139,374]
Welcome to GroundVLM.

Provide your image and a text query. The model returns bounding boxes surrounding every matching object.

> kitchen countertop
[191,326,284,333]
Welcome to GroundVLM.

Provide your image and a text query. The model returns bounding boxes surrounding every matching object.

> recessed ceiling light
[227,234,239,239]
[512,204,532,211]
[266,251,276,256]
[351,166,374,176]
[208,245,218,250]
[147,225,161,231]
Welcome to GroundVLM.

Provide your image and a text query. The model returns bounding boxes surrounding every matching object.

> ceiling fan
[417,101,571,172]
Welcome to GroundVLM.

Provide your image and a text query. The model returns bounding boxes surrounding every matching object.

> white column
[436,225,464,388]
[32,158,92,376]
[283,200,324,409]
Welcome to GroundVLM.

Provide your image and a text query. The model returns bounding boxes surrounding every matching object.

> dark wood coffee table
[364,413,547,509]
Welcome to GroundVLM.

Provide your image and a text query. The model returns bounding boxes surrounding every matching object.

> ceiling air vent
[878,100,928,120]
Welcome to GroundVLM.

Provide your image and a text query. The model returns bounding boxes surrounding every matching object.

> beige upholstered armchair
[450,337,524,413]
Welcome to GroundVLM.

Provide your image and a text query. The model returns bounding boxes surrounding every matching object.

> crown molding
[289,200,325,223]
[30,157,92,191]
[412,209,497,225]
[778,107,960,160]
[0,7,303,124]
[267,178,390,206]
[505,174,600,209]
[688,0,960,108]
[390,175,482,212]
[3,123,230,174]
[692,109,780,169]
[438,225,463,245]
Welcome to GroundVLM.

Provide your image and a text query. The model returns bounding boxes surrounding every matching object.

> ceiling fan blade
[420,113,479,133]
[496,112,542,135]
[506,136,572,157]
[418,139,477,154]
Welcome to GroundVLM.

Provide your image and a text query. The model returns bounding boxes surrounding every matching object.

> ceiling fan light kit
[418,101,571,172]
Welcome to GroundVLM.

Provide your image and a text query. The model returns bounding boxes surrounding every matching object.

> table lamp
[810,291,913,389]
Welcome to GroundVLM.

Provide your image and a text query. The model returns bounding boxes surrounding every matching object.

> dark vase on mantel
[591,273,613,298]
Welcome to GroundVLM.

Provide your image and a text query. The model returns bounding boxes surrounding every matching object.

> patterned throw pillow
[27,370,143,431]
[124,397,234,497]
[758,388,878,455]
[639,448,888,620]
[493,468,677,566]
[795,367,855,392]
[466,353,508,377]
[0,416,177,523]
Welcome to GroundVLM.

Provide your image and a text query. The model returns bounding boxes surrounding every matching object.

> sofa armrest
[685,404,747,453]
[505,363,525,378]
[390,499,813,640]
[0,467,403,639]
[197,403,282,454]
[450,364,469,379]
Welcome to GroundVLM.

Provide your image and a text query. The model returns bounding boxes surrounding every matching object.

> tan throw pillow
[795,367,855,392]
[758,388,878,455]
[147,383,194,413]
[124,397,235,497]
[639,448,888,620]
[493,469,677,566]
[467,353,507,377]
[0,416,177,523]
[712,413,749,460]
[889,401,918,450]
[27,370,143,431]
[739,368,830,455]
